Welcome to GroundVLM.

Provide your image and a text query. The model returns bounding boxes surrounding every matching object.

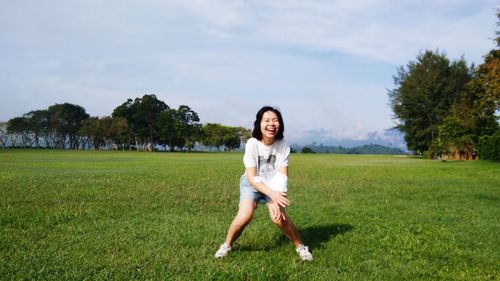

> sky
[1,0,498,146]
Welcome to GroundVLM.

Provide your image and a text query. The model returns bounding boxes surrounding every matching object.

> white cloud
[0,0,497,147]
[176,0,497,64]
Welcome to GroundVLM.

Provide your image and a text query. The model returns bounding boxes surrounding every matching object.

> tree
[201,124,250,151]
[301,147,315,153]
[456,38,500,143]
[479,131,500,161]
[25,110,50,148]
[201,123,230,150]
[109,117,132,150]
[0,122,8,149]
[467,11,500,134]
[223,126,251,151]
[388,50,473,155]
[201,123,223,150]
[171,105,202,152]
[436,12,500,159]
[7,116,32,148]
[80,116,131,150]
[438,114,477,159]
[112,94,169,151]
[47,103,89,149]
[80,117,107,150]
[233,127,252,148]
[158,109,178,151]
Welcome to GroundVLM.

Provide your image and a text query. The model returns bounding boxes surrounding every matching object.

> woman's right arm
[246,167,290,208]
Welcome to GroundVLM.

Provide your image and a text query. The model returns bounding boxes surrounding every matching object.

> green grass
[0,150,499,280]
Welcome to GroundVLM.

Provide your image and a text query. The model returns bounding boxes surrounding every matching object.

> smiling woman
[214,106,313,261]
[254,108,284,145]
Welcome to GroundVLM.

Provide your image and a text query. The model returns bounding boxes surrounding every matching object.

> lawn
[0,150,498,280]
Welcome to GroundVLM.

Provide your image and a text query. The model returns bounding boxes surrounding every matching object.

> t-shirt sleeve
[280,144,290,167]
[243,138,258,168]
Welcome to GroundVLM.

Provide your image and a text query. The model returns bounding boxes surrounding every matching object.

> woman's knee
[268,205,289,227]
[235,201,256,225]
[235,211,253,225]
[271,217,283,227]
[270,213,290,227]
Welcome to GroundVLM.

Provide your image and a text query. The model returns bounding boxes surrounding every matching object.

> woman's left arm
[269,166,288,221]
[278,166,288,176]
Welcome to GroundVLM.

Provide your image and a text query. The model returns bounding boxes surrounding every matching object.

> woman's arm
[246,166,290,208]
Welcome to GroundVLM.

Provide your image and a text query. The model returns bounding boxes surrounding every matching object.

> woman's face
[260,111,280,142]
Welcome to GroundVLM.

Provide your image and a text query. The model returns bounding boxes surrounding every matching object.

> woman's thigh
[236,199,257,220]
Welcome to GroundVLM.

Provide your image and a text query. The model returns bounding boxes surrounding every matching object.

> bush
[422,150,433,159]
[478,131,500,162]
[301,147,315,153]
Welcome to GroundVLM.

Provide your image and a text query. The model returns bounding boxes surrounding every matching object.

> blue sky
[1,0,498,145]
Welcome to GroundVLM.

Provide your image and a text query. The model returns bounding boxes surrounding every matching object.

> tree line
[297,144,406,155]
[0,94,250,152]
[388,13,500,161]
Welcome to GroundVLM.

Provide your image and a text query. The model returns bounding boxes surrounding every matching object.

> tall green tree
[201,123,250,151]
[80,116,131,150]
[25,110,49,148]
[438,112,476,159]
[201,123,228,150]
[220,126,250,151]
[469,12,500,133]
[112,94,169,151]
[172,105,201,152]
[388,50,473,154]
[47,103,89,149]
[471,12,500,160]
[456,41,500,142]
[109,117,132,150]
[203,123,218,147]
[80,117,108,150]
[7,116,31,147]
[158,109,178,151]
[438,12,500,159]
[158,106,202,152]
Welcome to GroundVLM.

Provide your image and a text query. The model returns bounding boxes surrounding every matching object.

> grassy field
[0,150,499,280]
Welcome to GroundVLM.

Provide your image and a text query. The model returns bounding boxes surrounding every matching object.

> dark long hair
[252,106,285,140]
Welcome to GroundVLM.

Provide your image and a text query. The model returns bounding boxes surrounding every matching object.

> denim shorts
[239,174,271,204]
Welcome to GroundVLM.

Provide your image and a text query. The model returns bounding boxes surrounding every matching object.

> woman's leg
[267,204,302,247]
[266,203,313,261]
[224,199,256,246]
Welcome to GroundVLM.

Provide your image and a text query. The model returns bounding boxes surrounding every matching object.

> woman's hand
[269,202,286,221]
[269,190,289,208]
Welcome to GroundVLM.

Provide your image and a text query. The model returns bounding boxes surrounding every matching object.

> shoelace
[297,245,308,252]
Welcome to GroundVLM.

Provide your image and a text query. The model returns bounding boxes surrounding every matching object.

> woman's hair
[252,106,285,140]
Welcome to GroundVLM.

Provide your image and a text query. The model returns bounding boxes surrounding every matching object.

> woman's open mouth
[266,127,276,134]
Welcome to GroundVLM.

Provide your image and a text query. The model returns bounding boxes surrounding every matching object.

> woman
[215,106,313,261]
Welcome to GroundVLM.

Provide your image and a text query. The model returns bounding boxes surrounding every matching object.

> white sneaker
[296,244,313,261]
[215,243,231,258]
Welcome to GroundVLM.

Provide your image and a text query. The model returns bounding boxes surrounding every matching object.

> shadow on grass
[235,224,353,252]
[267,223,354,250]
[297,224,354,249]
[473,193,498,202]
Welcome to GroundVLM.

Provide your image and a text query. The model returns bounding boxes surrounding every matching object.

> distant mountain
[288,128,408,152]
[292,143,407,155]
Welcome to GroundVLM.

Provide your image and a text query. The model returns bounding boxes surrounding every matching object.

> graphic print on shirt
[258,154,276,179]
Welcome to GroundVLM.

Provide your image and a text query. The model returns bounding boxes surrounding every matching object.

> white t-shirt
[243,137,290,192]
